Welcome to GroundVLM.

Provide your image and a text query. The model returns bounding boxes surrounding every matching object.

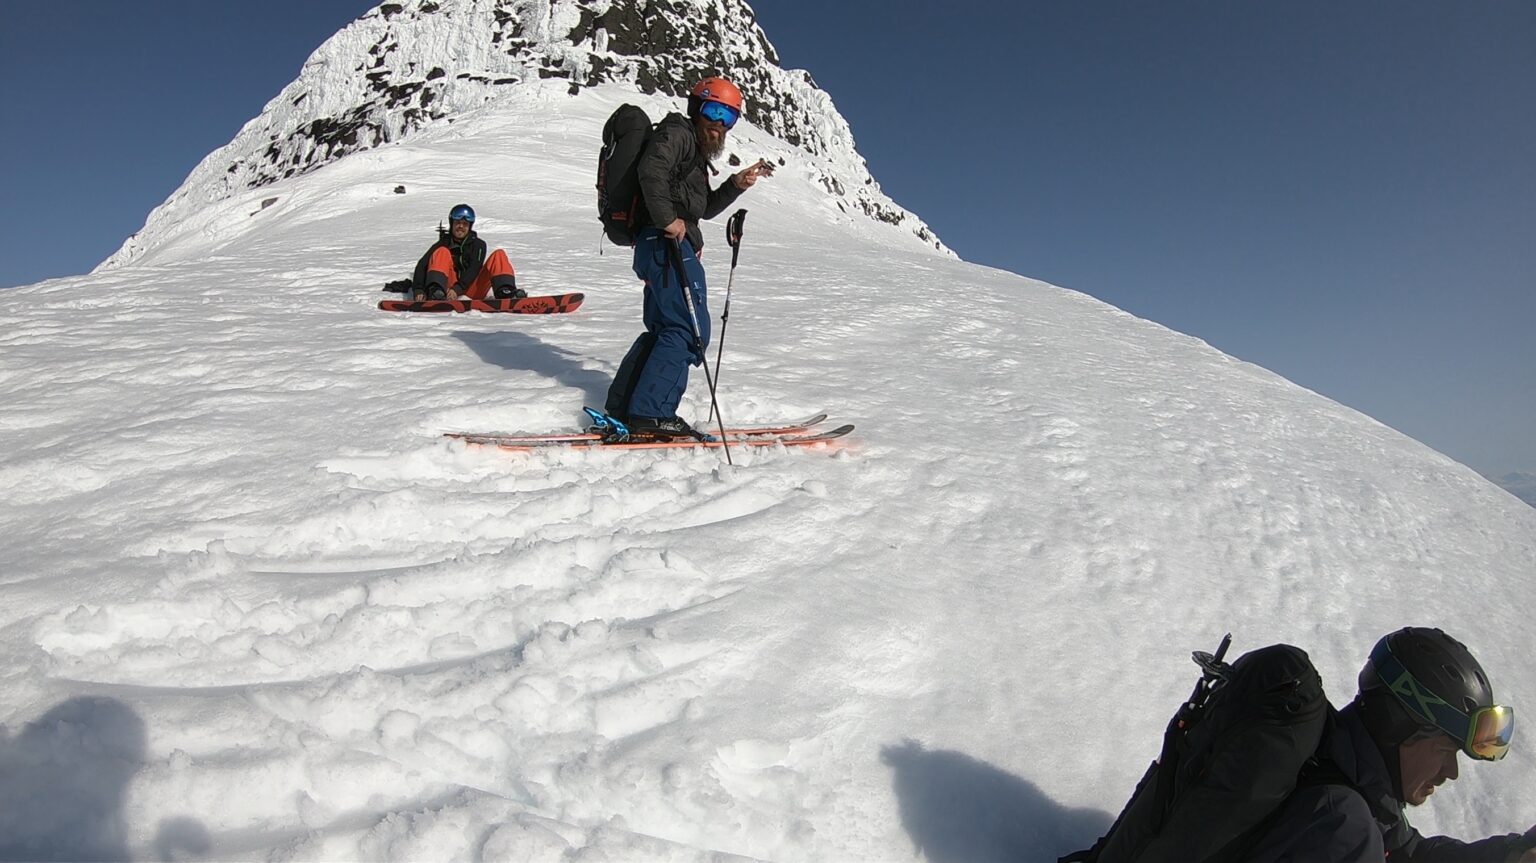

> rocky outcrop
[102,0,944,268]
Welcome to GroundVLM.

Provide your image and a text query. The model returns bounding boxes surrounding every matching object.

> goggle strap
[1373,641,1513,760]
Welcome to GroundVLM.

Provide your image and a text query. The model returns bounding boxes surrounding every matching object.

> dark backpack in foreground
[1064,636,1329,863]
[597,104,653,246]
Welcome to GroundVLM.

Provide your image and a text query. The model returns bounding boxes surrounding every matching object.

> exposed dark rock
[107,0,944,268]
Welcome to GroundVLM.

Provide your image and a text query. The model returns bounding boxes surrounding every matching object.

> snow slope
[2,81,1533,861]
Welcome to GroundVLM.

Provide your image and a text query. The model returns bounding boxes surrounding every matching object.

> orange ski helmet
[689,76,744,115]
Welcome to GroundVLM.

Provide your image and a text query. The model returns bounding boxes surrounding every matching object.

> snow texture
[3,6,1534,862]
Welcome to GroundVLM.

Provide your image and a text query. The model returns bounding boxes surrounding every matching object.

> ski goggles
[1372,641,1515,761]
[1464,705,1515,760]
[698,100,740,129]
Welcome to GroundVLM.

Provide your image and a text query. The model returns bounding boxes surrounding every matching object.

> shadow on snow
[453,329,612,408]
[0,696,209,862]
[882,739,1111,863]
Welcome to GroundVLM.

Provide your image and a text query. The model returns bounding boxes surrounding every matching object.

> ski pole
[667,238,732,465]
[709,209,748,425]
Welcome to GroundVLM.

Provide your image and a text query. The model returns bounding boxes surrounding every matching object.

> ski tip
[811,424,855,441]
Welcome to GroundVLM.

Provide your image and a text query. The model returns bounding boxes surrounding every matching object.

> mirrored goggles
[1466,704,1514,761]
[699,100,740,129]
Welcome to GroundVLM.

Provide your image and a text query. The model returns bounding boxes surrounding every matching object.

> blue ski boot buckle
[582,406,631,443]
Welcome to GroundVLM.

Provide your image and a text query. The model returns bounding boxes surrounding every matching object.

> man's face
[1398,732,1461,805]
[694,112,727,161]
[451,218,471,239]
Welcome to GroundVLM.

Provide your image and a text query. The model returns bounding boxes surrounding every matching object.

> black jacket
[414,230,487,293]
[636,112,745,252]
[1248,704,1530,863]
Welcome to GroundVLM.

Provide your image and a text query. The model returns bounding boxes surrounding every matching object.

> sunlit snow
[2,80,1532,861]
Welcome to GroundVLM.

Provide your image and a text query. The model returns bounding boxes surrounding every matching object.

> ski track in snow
[2,84,1534,860]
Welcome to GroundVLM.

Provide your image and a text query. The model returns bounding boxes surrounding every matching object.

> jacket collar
[1332,703,1407,831]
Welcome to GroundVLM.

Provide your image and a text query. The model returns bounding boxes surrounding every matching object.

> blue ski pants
[606,229,710,420]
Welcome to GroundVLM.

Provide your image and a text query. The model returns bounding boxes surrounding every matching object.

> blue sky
[2,1,1532,483]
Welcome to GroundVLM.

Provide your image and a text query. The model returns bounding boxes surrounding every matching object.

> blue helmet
[449,203,476,224]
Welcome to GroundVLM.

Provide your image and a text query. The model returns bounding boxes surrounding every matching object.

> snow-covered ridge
[4,80,1533,858]
[100,0,942,269]
[1494,470,1536,508]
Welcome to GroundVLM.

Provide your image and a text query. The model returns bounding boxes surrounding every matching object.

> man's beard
[695,119,725,161]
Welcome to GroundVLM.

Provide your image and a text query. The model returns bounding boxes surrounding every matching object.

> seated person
[396,204,524,301]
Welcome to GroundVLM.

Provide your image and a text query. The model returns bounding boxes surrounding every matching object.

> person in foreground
[1250,627,1533,862]
[603,76,774,437]
[1069,627,1533,863]
[389,204,523,301]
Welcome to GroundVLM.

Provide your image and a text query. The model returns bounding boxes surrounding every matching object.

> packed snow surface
[2,83,1533,861]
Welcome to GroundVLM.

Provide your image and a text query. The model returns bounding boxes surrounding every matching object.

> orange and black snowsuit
[412,229,517,300]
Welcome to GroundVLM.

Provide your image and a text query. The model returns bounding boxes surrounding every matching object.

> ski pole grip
[1214,633,1233,663]
[727,209,747,267]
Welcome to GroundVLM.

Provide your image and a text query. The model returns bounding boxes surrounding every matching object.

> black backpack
[597,104,653,246]
[1063,636,1330,863]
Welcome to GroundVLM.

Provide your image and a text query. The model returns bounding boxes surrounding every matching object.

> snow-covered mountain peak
[101,0,942,269]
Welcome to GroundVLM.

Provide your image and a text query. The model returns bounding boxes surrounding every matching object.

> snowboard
[379,293,584,314]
